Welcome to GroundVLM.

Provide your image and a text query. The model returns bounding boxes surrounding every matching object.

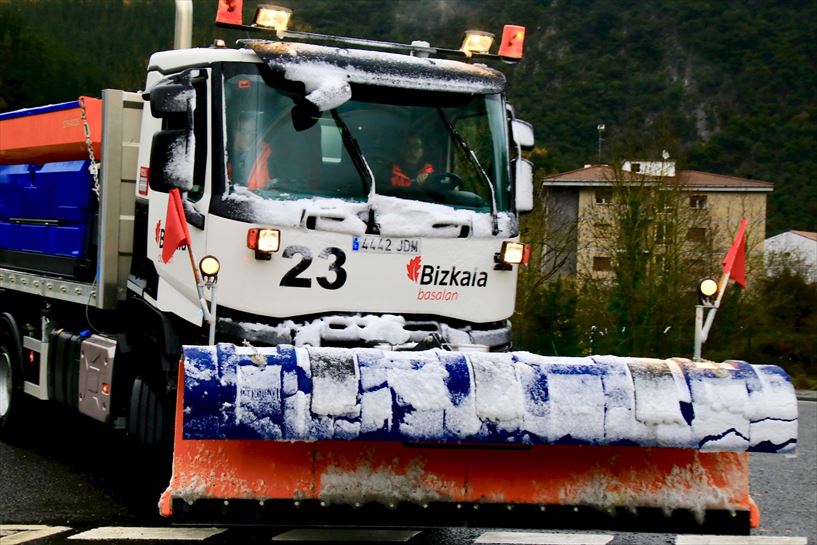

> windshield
[221,62,510,212]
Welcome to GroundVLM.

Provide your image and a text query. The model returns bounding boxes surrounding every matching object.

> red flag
[722,217,747,288]
[161,188,191,264]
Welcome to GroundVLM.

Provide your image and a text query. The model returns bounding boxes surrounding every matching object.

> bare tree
[513,147,582,354]
[574,162,716,357]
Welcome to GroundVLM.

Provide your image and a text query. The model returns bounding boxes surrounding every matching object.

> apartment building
[540,161,773,280]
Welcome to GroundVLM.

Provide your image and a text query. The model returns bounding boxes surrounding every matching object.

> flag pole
[186,243,202,287]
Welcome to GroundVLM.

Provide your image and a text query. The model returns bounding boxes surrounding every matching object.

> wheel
[0,315,24,435]
[128,376,166,446]
[121,300,179,448]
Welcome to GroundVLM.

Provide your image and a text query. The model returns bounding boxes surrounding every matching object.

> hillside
[1,0,815,234]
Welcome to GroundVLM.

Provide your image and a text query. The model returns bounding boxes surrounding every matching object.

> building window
[594,222,612,235]
[656,222,669,244]
[631,163,641,173]
[689,195,707,209]
[686,227,707,242]
[593,256,613,271]
[595,190,613,205]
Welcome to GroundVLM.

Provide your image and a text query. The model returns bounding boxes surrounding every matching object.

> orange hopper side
[0,97,102,165]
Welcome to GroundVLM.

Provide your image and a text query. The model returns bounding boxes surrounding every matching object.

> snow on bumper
[181,344,798,453]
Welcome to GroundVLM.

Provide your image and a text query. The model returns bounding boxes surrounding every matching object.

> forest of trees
[1,0,815,234]
[1,0,814,384]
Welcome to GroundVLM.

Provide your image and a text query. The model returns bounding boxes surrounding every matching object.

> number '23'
[279,245,347,290]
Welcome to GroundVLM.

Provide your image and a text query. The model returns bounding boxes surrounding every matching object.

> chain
[79,97,101,200]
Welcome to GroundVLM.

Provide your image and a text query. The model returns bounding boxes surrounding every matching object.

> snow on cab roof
[240,39,506,95]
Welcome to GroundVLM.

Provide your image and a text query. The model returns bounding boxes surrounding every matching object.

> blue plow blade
[181,344,798,453]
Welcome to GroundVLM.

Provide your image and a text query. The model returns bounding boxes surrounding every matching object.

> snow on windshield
[224,187,515,237]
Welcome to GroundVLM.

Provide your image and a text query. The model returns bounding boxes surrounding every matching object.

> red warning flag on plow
[161,188,191,264]
[722,217,747,288]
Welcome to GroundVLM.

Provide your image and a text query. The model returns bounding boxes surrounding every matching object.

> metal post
[174,0,193,50]
[693,305,704,361]
[208,284,218,346]
[597,124,605,163]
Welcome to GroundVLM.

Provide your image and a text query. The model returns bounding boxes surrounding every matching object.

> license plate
[352,236,421,254]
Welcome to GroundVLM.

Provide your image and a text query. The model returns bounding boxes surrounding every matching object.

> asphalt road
[1,399,814,544]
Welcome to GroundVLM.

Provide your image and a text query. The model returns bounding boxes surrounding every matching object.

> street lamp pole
[597,123,605,163]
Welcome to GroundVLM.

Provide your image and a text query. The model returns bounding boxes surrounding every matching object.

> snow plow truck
[0,0,798,534]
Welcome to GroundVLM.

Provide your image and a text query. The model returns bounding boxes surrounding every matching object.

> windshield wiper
[435,108,498,234]
[329,109,379,234]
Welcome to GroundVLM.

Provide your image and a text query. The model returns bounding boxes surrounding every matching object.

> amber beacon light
[215,0,244,25]
[499,25,526,60]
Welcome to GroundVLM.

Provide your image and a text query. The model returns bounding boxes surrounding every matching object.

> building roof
[542,165,774,192]
[790,230,817,242]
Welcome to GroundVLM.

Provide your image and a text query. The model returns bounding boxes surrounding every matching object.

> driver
[227,113,272,190]
[391,136,434,188]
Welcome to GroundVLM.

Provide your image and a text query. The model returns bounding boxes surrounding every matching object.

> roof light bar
[213,3,525,64]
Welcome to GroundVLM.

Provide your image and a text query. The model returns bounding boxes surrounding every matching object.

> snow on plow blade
[161,344,798,532]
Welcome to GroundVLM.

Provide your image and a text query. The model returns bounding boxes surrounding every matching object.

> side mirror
[511,119,535,150]
[148,79,195,120]
[291,100,320,132]
[514,158,534,212]
[149,129,194,192]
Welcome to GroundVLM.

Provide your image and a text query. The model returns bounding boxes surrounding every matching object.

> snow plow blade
[160,344,798,533]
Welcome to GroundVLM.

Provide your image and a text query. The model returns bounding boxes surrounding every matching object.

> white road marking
[0,525,72,545]
[271,529,421,542]
[67,527,225,541]
[474,532,614,544]
[676,536,809,545]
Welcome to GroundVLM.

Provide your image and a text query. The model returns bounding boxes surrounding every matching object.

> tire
[0,315,24,435]
[128,376,166,446]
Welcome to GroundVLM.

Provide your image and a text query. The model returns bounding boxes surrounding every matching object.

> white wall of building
[765,231,817,283]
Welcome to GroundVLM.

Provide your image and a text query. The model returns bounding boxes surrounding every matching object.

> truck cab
[136,39,534,351]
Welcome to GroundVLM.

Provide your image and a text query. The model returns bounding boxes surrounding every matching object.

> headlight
[498,241,530,266]
[247,227,281,260]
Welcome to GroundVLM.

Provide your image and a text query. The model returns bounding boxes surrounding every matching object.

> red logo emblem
[406,256,422,283]
[155,220,162,244]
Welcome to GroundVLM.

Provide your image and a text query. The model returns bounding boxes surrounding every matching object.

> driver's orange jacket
[227,142,273,190]
[247,142,273,190]
[391,162,434,187]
